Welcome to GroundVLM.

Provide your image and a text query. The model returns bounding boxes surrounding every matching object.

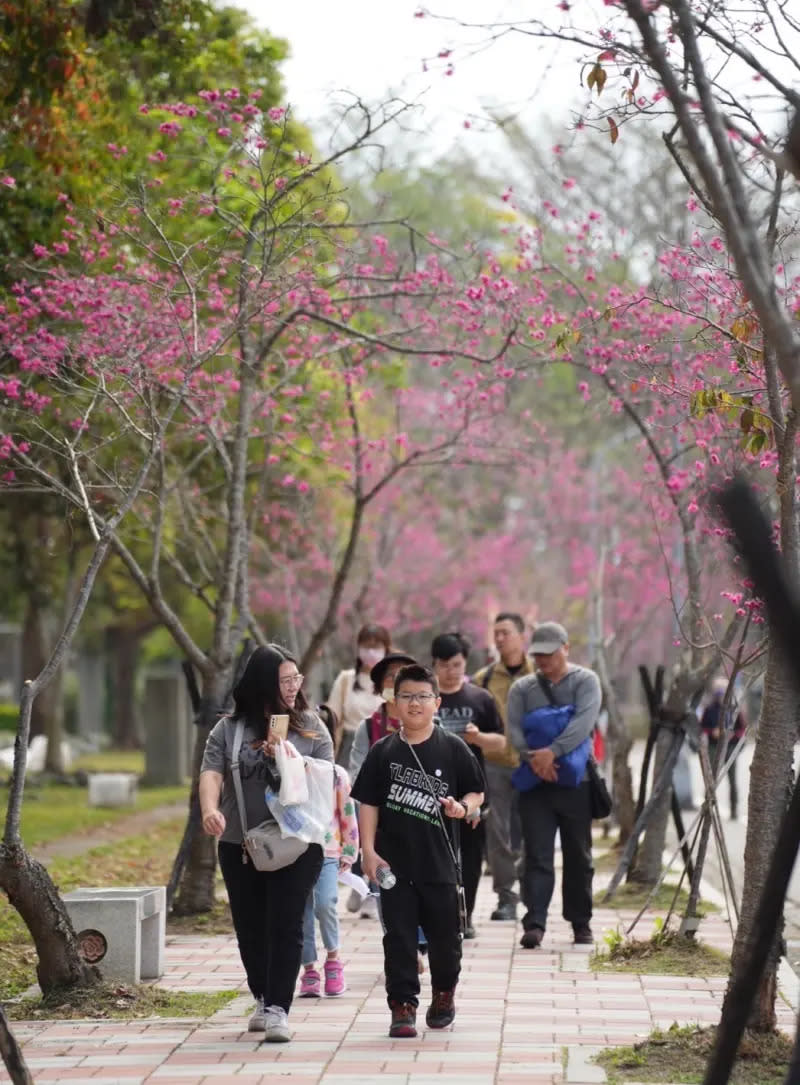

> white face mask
[381,684,395,703]
[360,647,385,668]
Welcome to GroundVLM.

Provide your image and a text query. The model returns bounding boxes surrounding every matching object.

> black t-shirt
[351,727,484,884]
[437,683,503,777]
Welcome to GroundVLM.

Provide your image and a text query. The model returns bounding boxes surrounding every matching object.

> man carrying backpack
[506,621,601,949]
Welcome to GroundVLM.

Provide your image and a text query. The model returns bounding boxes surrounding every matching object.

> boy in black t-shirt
[432,632,505,937]
[352,664,484,1039]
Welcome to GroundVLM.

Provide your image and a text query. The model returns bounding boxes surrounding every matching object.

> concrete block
[63,886,166,983]
[88,772,138,807]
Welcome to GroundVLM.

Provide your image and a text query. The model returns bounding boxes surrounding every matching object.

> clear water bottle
[375,865,396,890]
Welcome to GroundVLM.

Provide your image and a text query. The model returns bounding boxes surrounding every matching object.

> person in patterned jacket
[298,755,359,998]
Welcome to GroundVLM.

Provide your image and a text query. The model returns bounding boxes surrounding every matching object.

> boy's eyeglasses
[396,692,436,704]
[279,674,304,688]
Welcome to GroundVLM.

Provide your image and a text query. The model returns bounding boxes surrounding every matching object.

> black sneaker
[463,915,476,939]
[426,988,455,1029]
[389,1001,417,1038]
[490,899,517,921]
[520,926,544,949]
[573,923,594,945]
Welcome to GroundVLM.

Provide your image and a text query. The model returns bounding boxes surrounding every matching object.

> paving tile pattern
[3,875,796,1084]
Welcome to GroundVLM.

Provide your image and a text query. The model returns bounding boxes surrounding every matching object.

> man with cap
[506,621,601,948]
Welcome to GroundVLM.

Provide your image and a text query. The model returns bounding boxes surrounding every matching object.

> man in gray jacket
[506,621,601,949]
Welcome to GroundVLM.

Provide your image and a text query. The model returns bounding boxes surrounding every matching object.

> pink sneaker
[299,967,321,998]
[324,959,345,996]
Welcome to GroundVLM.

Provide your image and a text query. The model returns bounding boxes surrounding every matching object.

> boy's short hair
[394,663,439,697]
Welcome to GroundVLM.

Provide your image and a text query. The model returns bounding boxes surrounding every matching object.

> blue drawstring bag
[511,702,591,792]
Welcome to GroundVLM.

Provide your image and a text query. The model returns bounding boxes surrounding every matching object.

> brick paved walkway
[3,874,797,1085]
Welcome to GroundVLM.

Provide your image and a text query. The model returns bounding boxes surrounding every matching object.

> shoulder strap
[538,677,558,706]
[479,663,495,691]
[230,718,250,833]
[402,733,462,882]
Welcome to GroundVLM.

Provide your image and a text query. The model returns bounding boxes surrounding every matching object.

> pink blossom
[1,176,16,189]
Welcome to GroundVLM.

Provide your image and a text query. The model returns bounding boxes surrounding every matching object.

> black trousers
[380,877,462,1007]
[460,818,485,920]
[518,782,593,932]
[708,738,743,818]
[218,840,323,1011]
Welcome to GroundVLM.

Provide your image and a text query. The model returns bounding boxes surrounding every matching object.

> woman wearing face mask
[347,651,416,918]
[329,624,391,770]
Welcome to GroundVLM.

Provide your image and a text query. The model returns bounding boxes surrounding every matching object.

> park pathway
[3,870,797,1085]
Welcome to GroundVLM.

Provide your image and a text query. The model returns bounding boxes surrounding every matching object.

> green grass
[17,783,187,848]
[71,750,148,774]
[596,879,719,915]
[591,928,730,976]
[6,983,238,1020]
[596,1023,791,1084]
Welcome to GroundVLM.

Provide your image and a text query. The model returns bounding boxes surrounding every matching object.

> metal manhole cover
[77,928,107,964]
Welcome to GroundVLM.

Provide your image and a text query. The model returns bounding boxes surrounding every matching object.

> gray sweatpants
[484,762,520,903]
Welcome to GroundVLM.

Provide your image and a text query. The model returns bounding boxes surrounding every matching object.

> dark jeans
[461,818,485,920]
[518,782,593,932]
[218,840,323,1011]
[708,737,744,818]
[380,877,462,1007]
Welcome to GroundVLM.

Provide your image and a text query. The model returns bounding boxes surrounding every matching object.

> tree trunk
[630,725,676,884]
[172,675,226,916]
[724,646,797,1031]
[0,843,98,995]
[611,733,635,844]
[107,626,142,749]
[20,598,49,742]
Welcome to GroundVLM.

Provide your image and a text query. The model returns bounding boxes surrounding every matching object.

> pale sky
[240,2,585,160]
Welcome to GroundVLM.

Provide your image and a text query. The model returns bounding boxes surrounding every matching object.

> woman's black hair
[431,631,471,662]
[353,622,391,690]
[232,644,310,737]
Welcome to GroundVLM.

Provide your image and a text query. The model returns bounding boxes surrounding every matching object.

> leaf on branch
[632,69,639,91]
[740,408,755,434]
[608,116,619,144]
[587,63,607,95]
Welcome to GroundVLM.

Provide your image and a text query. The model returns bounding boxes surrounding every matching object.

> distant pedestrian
[199,645,333,1042]
[431,632,505,938]
[507,622,600,949]
[352,664,484,1038]
[700,677,747,821]
[472,612,534,921]
[329,624,391,769]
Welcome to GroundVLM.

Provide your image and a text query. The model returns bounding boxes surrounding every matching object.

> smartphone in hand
[269,714,289,741]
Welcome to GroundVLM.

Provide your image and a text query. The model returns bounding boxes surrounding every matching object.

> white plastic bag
[275,739,309,805]
[265,756,334,846]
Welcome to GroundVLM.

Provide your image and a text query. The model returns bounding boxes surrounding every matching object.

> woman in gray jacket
[200,645,333,1042]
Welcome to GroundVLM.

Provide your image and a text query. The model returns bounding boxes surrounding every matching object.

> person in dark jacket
[700,677,747,821]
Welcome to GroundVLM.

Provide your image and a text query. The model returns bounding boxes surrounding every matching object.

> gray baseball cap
[530,621,569,654]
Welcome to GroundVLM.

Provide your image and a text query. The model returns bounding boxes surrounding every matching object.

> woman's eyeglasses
[279,674,304,688]
[396,692,436,704]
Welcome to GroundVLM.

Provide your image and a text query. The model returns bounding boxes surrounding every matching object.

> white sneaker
[346,888,362,913]
[248,997,266,1032]
[263,1004,290,1043]
[360,893,378,919]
